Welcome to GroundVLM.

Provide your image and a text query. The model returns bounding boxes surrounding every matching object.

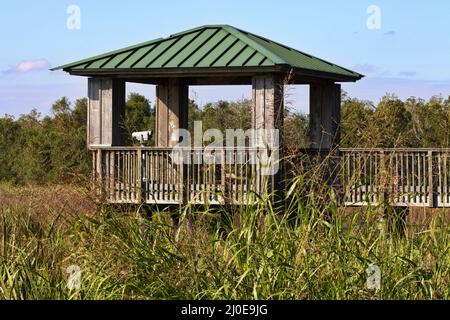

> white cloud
[3,59,51,75]
[351,64,378,74]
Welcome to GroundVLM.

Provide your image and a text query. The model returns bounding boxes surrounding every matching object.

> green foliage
[341,95,375,147]
[200,99,253,132]
[123,93,154,145]
[0,98,89,184]
[341,92,450,148]
[0,186,448,300]
[188,99,202,133]
[0,116,21,182]
[371,94,413,147]
[406,96,450,147]
[284,111,309,152]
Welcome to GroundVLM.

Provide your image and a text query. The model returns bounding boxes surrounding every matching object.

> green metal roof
[53,25,363,81]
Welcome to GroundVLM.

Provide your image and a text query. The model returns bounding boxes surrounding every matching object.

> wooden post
[308,83,341,213]
[155,79,189,147]
[252,74,284,203]
[252,75,284,145]
[309,83,341,150]
[155,79,188,208]
[87,78,125,147]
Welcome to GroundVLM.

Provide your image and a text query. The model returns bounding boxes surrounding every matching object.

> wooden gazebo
[54,25,449,208]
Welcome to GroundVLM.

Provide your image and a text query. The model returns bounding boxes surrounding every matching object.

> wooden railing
[91,147,450,208]
[92,147,271,205]
[340,148,450,207]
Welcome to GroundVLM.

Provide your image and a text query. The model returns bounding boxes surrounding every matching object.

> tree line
[0,92,448,184]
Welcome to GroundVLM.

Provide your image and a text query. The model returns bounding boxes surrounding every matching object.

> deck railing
[340,148,450,207]
[92,147,272,205]
[92,147,450,208]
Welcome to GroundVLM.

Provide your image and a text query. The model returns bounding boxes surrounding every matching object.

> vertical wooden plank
[160,151,163,202]
[394,153,399,204]
[417,153,420,204]
[252,76,265,133]
[423,153,427,204]
[88,78,125,147]
[346,153,351,203]
[145,150,149,203]
[445,153,449,206]
[186,150,191,203]
[199,151,202,203]
[150,151,154,203]
[252,74,284,204]
[96,149,103,197]
[113,80,126,146]
[406,153,410,204]
[429,150,436,208]
[91,150,97,191]
[179,149,184,205]
[137,148,142,203]
[88,79,102,146]
[446,153,448,205]
[110,151,116,202]
[221,148,226,204]
[309,83,341,150]
[105,151,110,201]
[123,151,127,202]
[149,151,153,203]
[413,153,416,203]
[156,79,188,147]
[127,151,130,202]
[156,85,168,147]
[380,150,385,205]
[101,79,113,146]
[439,152,442,206]
[117,152,121,201]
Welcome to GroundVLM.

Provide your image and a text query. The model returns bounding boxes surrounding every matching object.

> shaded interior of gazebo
[53,25,449,209]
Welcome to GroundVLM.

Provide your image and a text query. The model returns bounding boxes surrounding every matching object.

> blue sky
[1,0,450,117]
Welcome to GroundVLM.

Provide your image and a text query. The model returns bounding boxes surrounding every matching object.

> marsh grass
[0,178,448,300]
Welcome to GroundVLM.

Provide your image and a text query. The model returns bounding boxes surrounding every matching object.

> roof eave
[63,65,363,83]
[293,67,364,82]
[63,65,290,77]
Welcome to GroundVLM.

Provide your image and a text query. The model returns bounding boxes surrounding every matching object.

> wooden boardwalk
[341,148,449,207]
[92,147,450,208]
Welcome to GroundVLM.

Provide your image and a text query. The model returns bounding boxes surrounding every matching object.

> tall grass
[0,181,448,300]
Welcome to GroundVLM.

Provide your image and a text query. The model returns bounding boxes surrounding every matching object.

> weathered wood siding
[309,83,341,149]
[251,75,284,147]
[252,75,284,201]
[87,78,125,147]
[155,79,188,147]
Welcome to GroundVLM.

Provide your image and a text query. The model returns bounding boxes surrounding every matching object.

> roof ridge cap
[222,25,286,65]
